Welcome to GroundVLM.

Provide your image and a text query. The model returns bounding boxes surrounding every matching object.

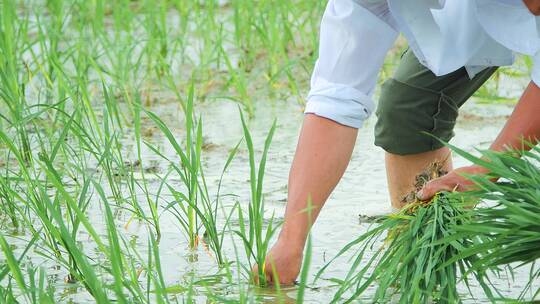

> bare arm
[252,114,358,285]
[280,115,357,247]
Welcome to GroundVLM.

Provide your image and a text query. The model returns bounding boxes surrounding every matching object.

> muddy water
[3,96,539,303]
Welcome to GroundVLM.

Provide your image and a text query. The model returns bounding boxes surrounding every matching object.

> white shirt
[306,0,540,128]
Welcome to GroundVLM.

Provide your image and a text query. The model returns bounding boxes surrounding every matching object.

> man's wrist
[276,226,308,253]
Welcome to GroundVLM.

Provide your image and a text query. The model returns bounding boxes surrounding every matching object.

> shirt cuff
[304,91,372,129]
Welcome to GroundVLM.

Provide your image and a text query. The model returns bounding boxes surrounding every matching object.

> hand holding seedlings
[419,81,540,200]
[417,165,489,200]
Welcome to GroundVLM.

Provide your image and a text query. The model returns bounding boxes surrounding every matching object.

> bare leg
[385,147,452,209]
[253,114,358,285]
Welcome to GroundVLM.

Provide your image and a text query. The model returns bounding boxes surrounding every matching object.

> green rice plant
[316,169,494,303]
[296,213,313,303]
[147,84,240,264]
[219,45,253,117]
[144,86,201,249]
[0,167,21,228]
[440,143,540,301]
[35,160,107,291]
[95,179,177,304]
[232,0,255,67]
[96,184,130,304]
[166,137,240,266]
[234,110,279,287]
[0,0,32,164]
[110,0,134,34]
[17,266,56,304]
[142,0,170,78]
[97,13,144,94]
[24,188,108,301]
[25,104,101,274]
[0,126,112,299]
[0,233,38,302]
[125,92,164,240]
[100,84,164,241]
[69,114,150,243]
[206,215,259,303]
[146,234,172,304]
[1,119,173,302]
[0,232,56,303]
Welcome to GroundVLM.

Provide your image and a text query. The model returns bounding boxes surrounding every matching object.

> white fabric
[306,0,398,128]
[532,52,540,86]
[307,0,540,129]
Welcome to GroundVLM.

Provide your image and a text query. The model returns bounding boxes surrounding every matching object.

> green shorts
[374,49,498,155]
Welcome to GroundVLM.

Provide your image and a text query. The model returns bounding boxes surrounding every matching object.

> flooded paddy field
[1,1,538,303]
[2,98,538,303]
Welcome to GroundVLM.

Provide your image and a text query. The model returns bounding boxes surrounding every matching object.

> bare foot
[252,240,303,286]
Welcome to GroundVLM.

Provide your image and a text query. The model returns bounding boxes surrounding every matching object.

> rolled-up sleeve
[305,0,399,128]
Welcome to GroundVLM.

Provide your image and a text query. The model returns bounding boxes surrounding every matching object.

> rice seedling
[220,44,253,116]
[146,83,241,266]
[145,87,201,250]
[316,163,494,303]
[295,203,314,303]
[101,85,166,241]
[17,267,56,304]
[0,234,55,303]
[438,143,540,301]
[0,124,178,303]
[0,167,21,228]
[97,178,180,304]
[0,233,34,296]
[9,183,175,303]
[0,0,32,165]
[235,110,279,287]
[0,107,116,298]
[316,141,540,303]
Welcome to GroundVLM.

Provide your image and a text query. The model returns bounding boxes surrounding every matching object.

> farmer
[253,0,540,285]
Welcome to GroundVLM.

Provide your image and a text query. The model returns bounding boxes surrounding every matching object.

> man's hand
[524,0,540,15]
[416,165,489,200]
[251,240,303,286]
[418,80,540,201]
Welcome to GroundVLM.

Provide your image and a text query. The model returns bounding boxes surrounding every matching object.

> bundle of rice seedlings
[444,144,540,300]
[316,163,493,303]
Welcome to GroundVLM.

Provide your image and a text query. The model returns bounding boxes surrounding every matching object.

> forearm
[489,81,540,152]
[278,114,358,250]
